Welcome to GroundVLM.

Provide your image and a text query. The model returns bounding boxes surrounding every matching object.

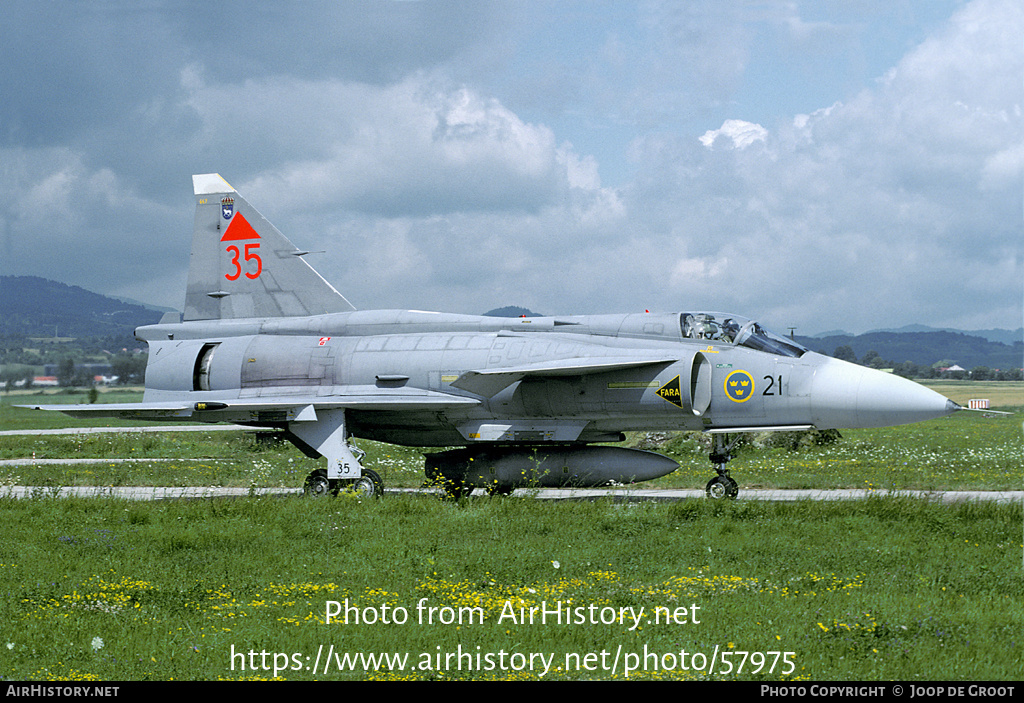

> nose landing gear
[705,434,740,500]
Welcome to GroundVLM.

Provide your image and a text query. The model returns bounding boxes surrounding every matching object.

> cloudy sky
[1,0,1020,335]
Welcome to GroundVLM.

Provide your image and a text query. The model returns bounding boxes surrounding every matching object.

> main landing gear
[292,409,384,499]
[304,467,384,499]
[704,434,740,500]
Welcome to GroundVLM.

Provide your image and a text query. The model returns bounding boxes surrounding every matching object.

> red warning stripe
[220,212,261,242]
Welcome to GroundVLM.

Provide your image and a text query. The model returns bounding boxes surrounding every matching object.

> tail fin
[184,174,355,321]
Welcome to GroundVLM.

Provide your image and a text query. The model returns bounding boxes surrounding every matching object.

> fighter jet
[22,174,961,499]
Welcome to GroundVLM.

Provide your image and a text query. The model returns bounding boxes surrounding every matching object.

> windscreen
[680,313,807,358]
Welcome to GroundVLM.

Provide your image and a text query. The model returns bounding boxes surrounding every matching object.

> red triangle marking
[220,212,261,242]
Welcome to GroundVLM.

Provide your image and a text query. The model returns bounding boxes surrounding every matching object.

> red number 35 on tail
[225,242,262,280]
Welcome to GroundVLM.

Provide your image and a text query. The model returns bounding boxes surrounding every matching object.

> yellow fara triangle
[657,375,683,408]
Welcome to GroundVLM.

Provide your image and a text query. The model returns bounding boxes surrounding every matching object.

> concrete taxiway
[1,485,1020,504]
[2,425,1019,504]
[0,425,252,436]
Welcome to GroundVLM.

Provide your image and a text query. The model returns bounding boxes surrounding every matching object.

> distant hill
[483,306,544,317]
[0,276,163,339]
[796,330,1023,370]
[861,324,1023,346]
[2,276,1019,370]
[812,324,1022,346]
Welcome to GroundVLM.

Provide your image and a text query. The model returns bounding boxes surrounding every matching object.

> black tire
[705,475,738,500]
[304,469,335,497]
[349,468,384,499]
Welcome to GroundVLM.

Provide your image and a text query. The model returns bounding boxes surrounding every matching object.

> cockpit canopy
[680,312,807,358]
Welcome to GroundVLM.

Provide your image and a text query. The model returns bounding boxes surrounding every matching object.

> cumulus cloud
[0,0,1018,334]
[161,70,626,311]
[630,0,1022,332]
[699,119,769,149]
[175,70,592,218]
[0,148,184,304]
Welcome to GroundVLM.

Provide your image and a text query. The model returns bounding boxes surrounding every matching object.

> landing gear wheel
[704,433,740,499]
[304,469,336,497]
[349,469,384,499]
[705,475,738,500]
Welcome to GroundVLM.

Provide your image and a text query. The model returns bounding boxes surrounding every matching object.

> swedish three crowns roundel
[724,370,754,402]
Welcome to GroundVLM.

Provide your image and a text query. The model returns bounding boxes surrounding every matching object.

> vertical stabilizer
[184,174,355,321]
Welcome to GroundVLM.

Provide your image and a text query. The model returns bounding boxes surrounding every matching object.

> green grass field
[2,383,1020,493]
[0,383,1021,681]
[0,495,1021,681]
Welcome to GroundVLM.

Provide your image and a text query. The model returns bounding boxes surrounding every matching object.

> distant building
[43,363,113,377]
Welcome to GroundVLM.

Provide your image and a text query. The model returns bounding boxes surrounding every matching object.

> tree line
[2,352,147,390]
[830,345,1022,381]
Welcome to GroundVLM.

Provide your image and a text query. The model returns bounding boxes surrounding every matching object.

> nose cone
[810,356,959,429]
